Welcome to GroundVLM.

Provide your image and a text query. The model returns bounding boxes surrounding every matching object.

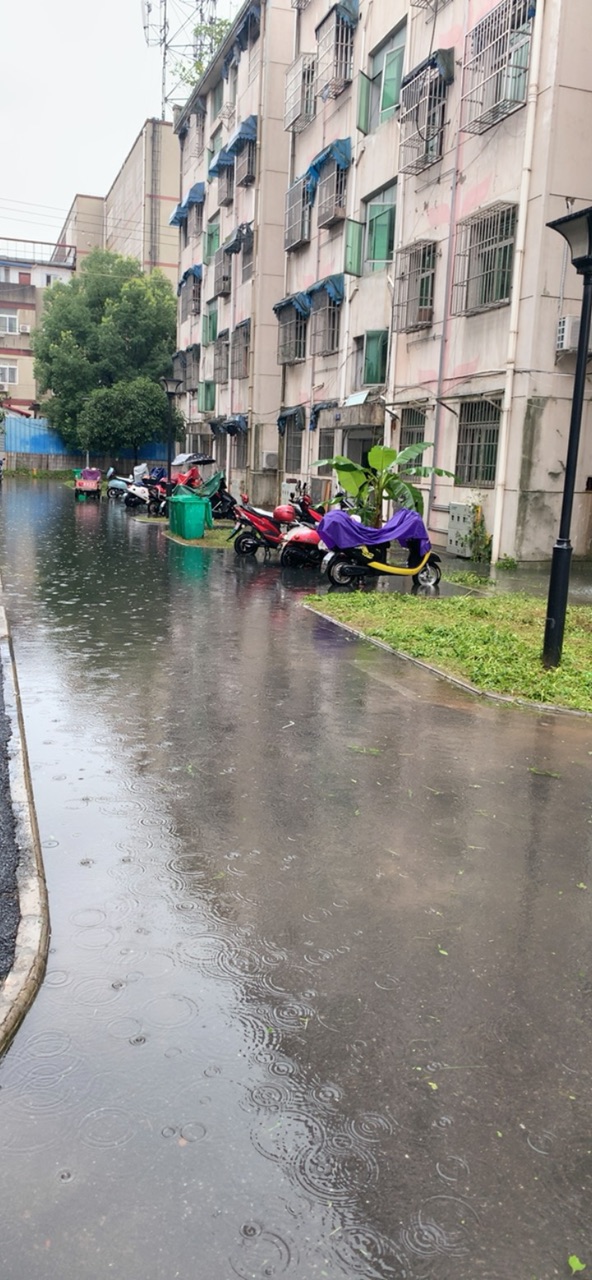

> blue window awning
[307,274,345,306]
[310,399,338,430]
[401,48,455,92]
[222,3,261,76]
[272,291,312,319]
[224,414,248,436]
[208,148,234,179]
[169,182,205,226]
[177,264,202,296]
[304,138,351,204]
[315,0,358,36]
[277,405,306,437]
[226,115,257,158]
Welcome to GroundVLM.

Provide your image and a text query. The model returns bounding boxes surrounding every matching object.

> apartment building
[0,239,75,414]
[56,120,180,288]
[172,0,294,503]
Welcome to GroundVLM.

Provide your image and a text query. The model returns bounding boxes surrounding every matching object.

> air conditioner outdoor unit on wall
[556,314,592,354]
[19,325,31,334]
[261,450,278,470]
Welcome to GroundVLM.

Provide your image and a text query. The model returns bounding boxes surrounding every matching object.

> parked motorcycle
[317,509,442,588]
[229,491,322,556]
[106,468,130,500]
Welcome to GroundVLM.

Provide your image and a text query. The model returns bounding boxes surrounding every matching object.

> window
[317,163,347,229]
[213,247,231,298]
[0,364,18,385]
[399,406,427,450]
[363,331,388,384]
[285,423,302,473]
[213,330,230,383]
[231,321,250,379]
[310,293,340,356]
[399,54,452,174]
[285,178,311,252]
[189,203,204,239]
[357,24,406,133]
[462,0,533,135]
[234,430,249,471]
[229,63,238,107]
[18,272,31,285]
[317,429,335,475]
[185,346,201,390]
[202,301,218,346]
[236,140,256,187]
[212,79,224,120]
[0,311,17,335]
[191,277,202,316]
[45,274,52,287]
[285,54,316,132]
[180,282,191,323]
[364,183,396,273]
[455,398,501,487]
[452,204,517,315]
[242,235,254,282]
[277,306,307,364]
[218,164,235,207]
[203,215,220,264]
[394,242,436,332]
[344,219,364,276]
[316,9,355,100]
[198,381,216,413]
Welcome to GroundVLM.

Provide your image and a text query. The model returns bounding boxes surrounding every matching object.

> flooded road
[0,479,591,1279]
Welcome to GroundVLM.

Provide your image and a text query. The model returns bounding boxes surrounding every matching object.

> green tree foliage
[315,444,454,526]
[177,18,233,85]
[32,250,178,453]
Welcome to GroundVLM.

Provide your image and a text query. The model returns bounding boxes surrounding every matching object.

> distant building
[0,239,75,415]
[56,120,180,288]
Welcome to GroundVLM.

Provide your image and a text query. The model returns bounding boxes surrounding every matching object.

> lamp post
[159,376,182,495]
[543,206,592,668]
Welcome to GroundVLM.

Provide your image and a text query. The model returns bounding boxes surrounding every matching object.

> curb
[0,591,50,1059]
[304,604,592,719]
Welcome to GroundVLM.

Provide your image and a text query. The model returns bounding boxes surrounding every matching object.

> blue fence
[3,415,167,462]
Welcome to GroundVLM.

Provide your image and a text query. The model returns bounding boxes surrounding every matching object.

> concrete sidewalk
[0,586,49,1057]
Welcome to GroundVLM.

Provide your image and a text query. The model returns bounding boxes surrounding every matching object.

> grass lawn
[163,522,235,548]
[306,590,592,713]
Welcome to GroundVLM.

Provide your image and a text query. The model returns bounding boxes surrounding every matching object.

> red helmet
[273,503,296,523]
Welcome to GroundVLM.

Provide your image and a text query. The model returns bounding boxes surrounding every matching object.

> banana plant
[315,443,454,526]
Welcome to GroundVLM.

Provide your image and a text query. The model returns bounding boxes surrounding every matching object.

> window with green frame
[197,381,216,413]
[357,23,406,134]
[364,183,396,273]
[203,216,220,265]
[363,331,388,384]
[202,301,218,346]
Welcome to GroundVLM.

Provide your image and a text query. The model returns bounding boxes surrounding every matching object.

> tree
[176,19,233,85]
[32,249,178,454]
[315,443,454,526]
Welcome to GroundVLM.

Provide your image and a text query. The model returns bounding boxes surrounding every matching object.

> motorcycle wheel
[327,556,362,586]
[279,543,308,569]
[414,559,442,588]
[234,531,259,556]
[147,498,161,517]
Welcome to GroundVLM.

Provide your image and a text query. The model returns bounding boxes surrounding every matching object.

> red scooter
[229,489,322,555]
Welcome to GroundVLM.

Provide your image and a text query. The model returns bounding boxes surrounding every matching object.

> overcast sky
[0,0,192,245]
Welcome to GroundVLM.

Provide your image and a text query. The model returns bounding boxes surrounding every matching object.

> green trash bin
[72,468,82,479]
[168,491,208,540]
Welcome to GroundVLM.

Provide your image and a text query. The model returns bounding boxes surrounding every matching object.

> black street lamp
[543,206,592,668]
[159,376,182,495]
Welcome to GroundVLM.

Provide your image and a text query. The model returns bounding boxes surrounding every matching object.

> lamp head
[548,205,592,273]
[159,376,183,396]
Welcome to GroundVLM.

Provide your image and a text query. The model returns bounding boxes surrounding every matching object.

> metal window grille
[317,163,347,229]
[462,0,532,134]
[317,429,335,475]
[231,321,250,379]
[277,307,307,364]
[310,294,340,356]
[316,11,354,100]
[400,64,448,175]
[242,236,254,282]
[180,283,191,323]
[189,203,203,238]
[191,277,202,316]
[213,246,232,298]
[455,398,501,487]
[393,242,436,332]
[234,430,248,470]
[218,164,234,207]
[285,178,311,251]
[285,423,302,473]
[285,54,316,132]
[187,431,212,457]
[292,0,310,9]
[185,347,200,390]
[452,204,516,315]
[236,140,256,186]
[399,406,427,450]
[411,0,453,8]
[213,330,229,383]
[173,350,187,391]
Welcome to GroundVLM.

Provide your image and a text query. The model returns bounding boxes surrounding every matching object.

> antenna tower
[141,0,219,118]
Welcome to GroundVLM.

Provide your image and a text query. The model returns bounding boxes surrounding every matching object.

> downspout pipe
[490,0,545,564]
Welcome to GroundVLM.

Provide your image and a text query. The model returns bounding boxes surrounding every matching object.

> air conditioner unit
[19,324,31,334]
[556,314,592,354]
[261,450,278,471]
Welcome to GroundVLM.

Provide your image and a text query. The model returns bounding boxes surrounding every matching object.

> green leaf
[367,444,400,472]
[396,441,434,465]
[568,1256,586,1275]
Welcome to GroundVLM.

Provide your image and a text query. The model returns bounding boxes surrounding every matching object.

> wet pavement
[0,478,591,1279]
